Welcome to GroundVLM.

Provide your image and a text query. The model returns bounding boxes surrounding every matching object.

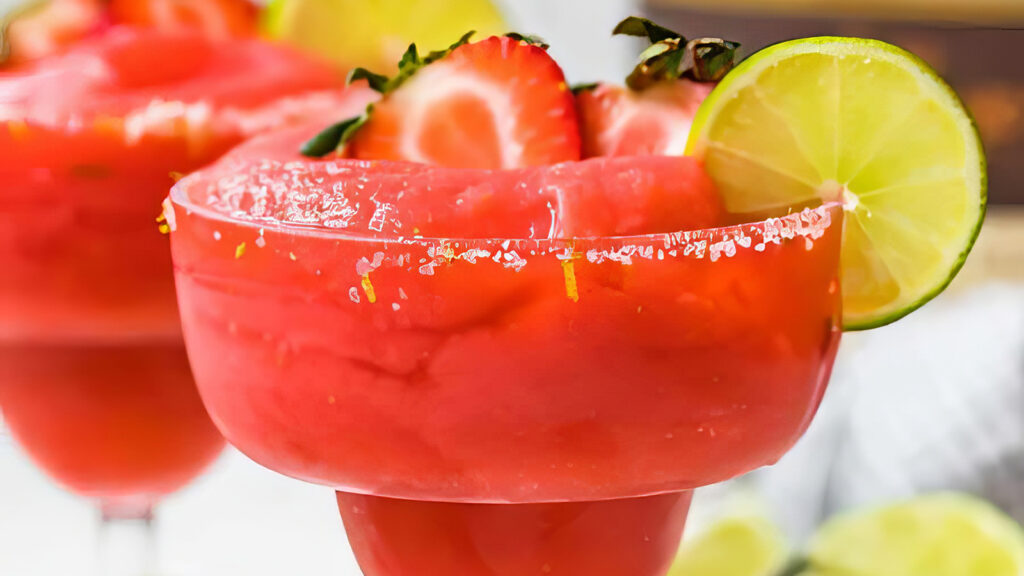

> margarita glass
[168,123,842,575]
[0,23,366,565]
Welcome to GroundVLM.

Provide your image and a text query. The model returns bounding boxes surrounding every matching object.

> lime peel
[686,37,986,330]
[808,493,1024,576]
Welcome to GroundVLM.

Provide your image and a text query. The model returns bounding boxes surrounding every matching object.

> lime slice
[685,37,986,330]
[669,516,788,576]
[263,0,506,72]
[807,493,1024,576]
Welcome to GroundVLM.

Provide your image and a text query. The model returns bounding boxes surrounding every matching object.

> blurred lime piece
[669,516,788,576]
[686,37,986,331]
[262,0,506,72]
[808,493,1024,576]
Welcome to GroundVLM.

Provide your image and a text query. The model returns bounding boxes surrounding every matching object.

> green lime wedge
[263,0,506,72]
[685,37,986,330]
[807,493,1024,576]
[669,516,788,576]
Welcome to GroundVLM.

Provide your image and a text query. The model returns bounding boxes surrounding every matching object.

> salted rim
[167,163,843,247]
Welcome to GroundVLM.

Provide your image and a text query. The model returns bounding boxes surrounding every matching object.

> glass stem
[96,501,157,576]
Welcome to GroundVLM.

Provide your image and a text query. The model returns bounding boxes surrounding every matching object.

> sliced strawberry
[576,79,712,157]
[108,0,258,39]
[344,35,581,170]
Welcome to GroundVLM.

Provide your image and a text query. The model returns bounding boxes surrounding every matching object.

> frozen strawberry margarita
[0,20,369,515]
[169,29,842,576]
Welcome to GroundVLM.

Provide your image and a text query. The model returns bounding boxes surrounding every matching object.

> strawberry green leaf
[614,15,740,89]
[571,82,599,94]
[626,41,684,90]
[688,38,741,82]
[424,30,476,64]
[613,16,683,44]
[397,43,420,70]
[300,107,372,158]
[347,67,389,93]
[505,32,549,50]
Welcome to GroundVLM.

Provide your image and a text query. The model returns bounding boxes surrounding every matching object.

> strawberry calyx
[503,32,548,50]
[299,111,371,157]
[348,30,476,96]
[613,16,740,90]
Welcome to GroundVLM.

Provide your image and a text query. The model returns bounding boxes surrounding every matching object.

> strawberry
[2,0,106,65]
[576,17,738,158]
[301,33,581,170]
[576,79,712,157]
[108,0,258,39]
[1,0,259,67]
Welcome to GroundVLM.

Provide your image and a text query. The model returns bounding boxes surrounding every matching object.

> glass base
[337,491,692,576]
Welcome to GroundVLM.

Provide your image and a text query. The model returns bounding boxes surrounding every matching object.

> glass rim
[168,168,844,248]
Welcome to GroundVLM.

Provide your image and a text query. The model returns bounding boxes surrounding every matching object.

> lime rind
[686,37,986,331]
[262,0,507,72]
[669,515,788,576]
[260,0,287,38]
[808,493,1024,576]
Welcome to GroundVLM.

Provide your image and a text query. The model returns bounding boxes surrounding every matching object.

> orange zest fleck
[155,213,170,235]
[93,116,125,136]
[561,258,579,303]
[441,242,456,265]
[235,242,246,259]
[361,273,377,304]
[7,120,29,141]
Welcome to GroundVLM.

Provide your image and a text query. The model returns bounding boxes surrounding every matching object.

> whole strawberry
[576,17,739,158]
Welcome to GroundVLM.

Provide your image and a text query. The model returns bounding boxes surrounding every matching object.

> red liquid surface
[0,27,365,505]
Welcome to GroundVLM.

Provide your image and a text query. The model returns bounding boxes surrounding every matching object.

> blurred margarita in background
[0,0,368,570]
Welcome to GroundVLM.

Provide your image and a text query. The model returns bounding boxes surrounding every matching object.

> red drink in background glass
[168,123,842,575]
[0,26,369,516]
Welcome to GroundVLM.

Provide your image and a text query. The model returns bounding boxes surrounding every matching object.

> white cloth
[752,283,1024,542]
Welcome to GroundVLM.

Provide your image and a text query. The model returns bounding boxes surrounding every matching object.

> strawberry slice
[576,79,712,157]
[304,34,580,170]
[576,17,737,158]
